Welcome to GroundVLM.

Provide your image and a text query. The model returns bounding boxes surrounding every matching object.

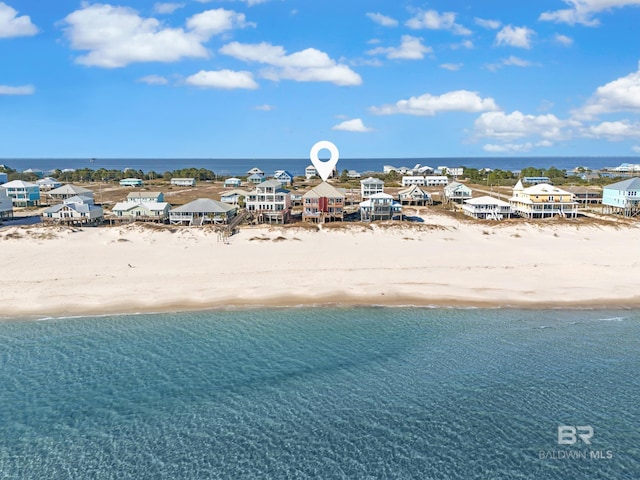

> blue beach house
[602,177,640,217]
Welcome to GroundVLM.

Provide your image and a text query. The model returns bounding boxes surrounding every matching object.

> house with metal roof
[2,180,40,206]
[360,177,384,199]
[305,165,317,179]
[36,177,62,191]
[126,191,164,203]
[359,192,402,221]
[302,182,346,223]
[462,196,512,220]
[111,201,171,222]
[273,170,294,186]
[602,177,640,217]
[169,198,237,226]
[42,195,103,226]
[398,185,432,206]
[220,189,250,205]
[47,184,94,201]
[170,177,196,187]
[509,180,578,218]
[223,177,242,188]
[120,178,143,187]
[245,180,291,224]
[247,173,264,185]
[246,167,264,176]
[443,182,472,204]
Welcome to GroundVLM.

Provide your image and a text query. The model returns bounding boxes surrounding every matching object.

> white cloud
[153,3,184,15]
[138,74,169,85]
[254,104,274,111]
[332,118,373,132]
[495,25,535,49]
[220,41,362,86]
[475,111,571,140]
[0,2,38,38]
[483,141,552,153]
[573,62,640,119]
[440,63,462,71]
[474,17,501,29]
[486,56,535,71]
[62,5,251,68]
[632,145,640,153]
[554,33,573,46]
[186,8,253,38]
[587,120,640,139]
[366,12,398,27]
[0,84,34,95]
[366,35,432,60]
[370,90,499,116]
[406,10,471,35]
[185,69,258,89]
[540,0,640,26]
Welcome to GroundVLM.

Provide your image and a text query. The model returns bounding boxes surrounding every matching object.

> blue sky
[1,0,640,158]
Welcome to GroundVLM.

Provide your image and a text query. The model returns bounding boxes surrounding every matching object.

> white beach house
[398,185,432,205]
[169,198,237,226]
[245,179,291,224]
[223,177,242,188]
[126,191,165,203]
[220,189,250,205]
[305,165,317,179]
[170,178,196,187]
[120,178,144,187]
[462,196,512,220]
[42,195,104,225]
[36,177,62,191]
[424,176,449,187]
[443,182,472,204]
[47,184,94,202]
[111,200,171,222]
[359,192,402,221]
[360,177,384,199]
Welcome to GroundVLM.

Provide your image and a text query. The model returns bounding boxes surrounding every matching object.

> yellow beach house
[509,180,578,218]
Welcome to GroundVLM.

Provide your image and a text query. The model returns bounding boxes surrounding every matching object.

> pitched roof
[112,201,170,212]
[522,183,571,195]
[302,181,345,199]
[48,184,92,196]
[398,185,429,196]
[171,198,235,214]
[464,195,510,206]
[361,176,384,185]
[603,177,640,191]
[220,189,250,197]
[2,180,37,188]
[257,179,289,190]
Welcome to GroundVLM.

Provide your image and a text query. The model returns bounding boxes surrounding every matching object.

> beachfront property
[273,170,294,186]
[360,177,384,199]
[509,180,578,218]
[523,176,551,185]
[2,180,40,207]
[563,186,602,205]
[120,178,143,187]
[36,177,62,191]
[248,173,264,185]
[170,177,196,187]
[111,200,171,222]
[443,182,472,204]
[245,179,291,224]
[169,198,237,226]
[220,189,249,205]
[305,165,317,179]
[424,176,449,186]
[359,193,402,222]
[42,195,104,226]
[126,191,165,203]
[0,187,13,219]
[398,185,432,206]
[247,167,264,177]
[223,177,242,188]
[602,177,640,217]
[302,182,346,223]
[462,196,512,220]
[47,184,94,202]
[0,172,7,184]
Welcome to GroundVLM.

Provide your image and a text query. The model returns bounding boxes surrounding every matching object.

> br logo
[558,426,594,445]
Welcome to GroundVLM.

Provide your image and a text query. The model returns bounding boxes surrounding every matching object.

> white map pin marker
[310,140,339,182]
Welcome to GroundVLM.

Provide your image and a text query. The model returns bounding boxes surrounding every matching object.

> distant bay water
[2,156,638,177]
[1,308,638,479]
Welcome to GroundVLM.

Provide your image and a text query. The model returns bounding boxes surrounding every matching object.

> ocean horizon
[2,156,638,177]
[1,307,638,479]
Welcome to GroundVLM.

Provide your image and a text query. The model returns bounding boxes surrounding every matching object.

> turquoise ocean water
[1,308,639,479]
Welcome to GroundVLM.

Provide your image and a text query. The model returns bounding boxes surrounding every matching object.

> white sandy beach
[1,213,640,317]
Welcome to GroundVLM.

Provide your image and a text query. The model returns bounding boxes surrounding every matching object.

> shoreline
[2,215,640,318]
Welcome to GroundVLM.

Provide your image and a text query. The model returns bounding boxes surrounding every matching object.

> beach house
[402,176,426,187]
[359,193,402,222]
[523,176,551,185]
[273,170,294,186]
[602,177,640,216]
[36,177,62,191]
[305,165,317,179]
[302,182,346,223]
[245,179,291,224]
[347,170,361,179]
[223,177,242,188]
[42,195,103,226]
[360,177,384,199]
[47,184,94,202]
[462,196,512,220]
[443,182,472,204]
[247,167,264,177]
[247,173,264,185]
[126,191,165,203]
[398,185,432,206]
[0,187,13,219]
[111,200,171,222]
[169,198,237,226]
[563,186,602,205]
[170,178,196,187]
[120,178,143,187]
[220,189,249,205]
[424,176,449,186]
[2,180,40,206]
[509,180,578,218]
